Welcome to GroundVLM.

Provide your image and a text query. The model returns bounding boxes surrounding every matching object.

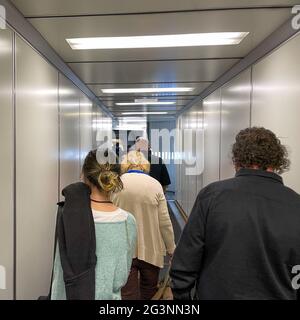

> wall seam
[218,89,222,181]
[249,66,254,127]
[57,73,61,202]
[79,95,81,171]
[12,31,16,301]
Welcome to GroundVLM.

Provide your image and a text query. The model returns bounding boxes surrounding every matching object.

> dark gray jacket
[170,169,300,300]
[56,182,97,300]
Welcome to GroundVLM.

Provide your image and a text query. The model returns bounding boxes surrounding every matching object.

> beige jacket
[111,172,176,268]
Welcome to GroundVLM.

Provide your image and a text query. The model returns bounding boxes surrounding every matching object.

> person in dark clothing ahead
[170,127,300,300]
[134,137,171,192]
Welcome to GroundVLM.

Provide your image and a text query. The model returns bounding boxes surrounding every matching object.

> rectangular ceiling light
[116,102,175,106]
[122,112,168,115]
[101,87,194,93]
[66,32,249,50]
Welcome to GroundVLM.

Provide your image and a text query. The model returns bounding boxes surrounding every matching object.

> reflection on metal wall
[0,28,111,300]
[203,90,221,187]
[251,33,300,194]
[59,74,80,193]
[148,120,176,192]
[176,105,204,215]
[0,28,14,300]
[15,35,59,299]
[220,69,251,180]
[79,94,93,166]
[177,33,300,213]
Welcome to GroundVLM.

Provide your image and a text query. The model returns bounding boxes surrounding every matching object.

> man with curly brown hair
[170,127,300,300]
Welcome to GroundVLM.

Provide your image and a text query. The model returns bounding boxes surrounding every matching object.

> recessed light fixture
[116,102,175,106]
[101,87,194,93]
[66,32,249,50]
[122,112,168,115]
[118,119,147,122]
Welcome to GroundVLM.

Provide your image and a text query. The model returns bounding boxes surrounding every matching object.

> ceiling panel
[11,0,298,16]
[25,9,292,62]
[10,1,296,118]
[69,59,239,84]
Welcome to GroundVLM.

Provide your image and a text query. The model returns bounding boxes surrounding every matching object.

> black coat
[170,169,300,300]
[56,182,97,300]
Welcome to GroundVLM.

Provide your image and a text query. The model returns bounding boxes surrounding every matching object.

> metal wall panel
[175,117,182,205]
[15,35,59,299]
[177,103,204,215]
[0,28,14,300]
[148,120,176,192]
[59,75,80,194]
[182,113,188,213]
[176,31,300,215]
[251,33,300,193]
[92,103,99,148]
[188,108,197,214]
[220,69,251,180]
[203,89,221,187]
[79,94,93,166]
[195,104,204,194]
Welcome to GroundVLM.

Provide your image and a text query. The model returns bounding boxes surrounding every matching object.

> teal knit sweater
[51,212,137,300]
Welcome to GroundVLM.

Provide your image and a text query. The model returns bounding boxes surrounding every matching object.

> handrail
[173,201,188,223]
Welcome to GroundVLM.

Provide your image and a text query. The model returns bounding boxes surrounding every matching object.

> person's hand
[167,252,173,265]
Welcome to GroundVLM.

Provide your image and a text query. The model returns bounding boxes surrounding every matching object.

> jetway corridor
[1,1,300,301]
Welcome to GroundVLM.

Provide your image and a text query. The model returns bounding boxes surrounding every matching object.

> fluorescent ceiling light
[135,98,158,103]
[119,119,147,122]
[118,117,147,122]
[66,32,249,50]
[116,102,175,106]
[101,87,194,93]
[122,112,168,115]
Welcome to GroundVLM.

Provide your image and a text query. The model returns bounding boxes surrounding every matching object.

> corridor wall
[176,32,300,215]
[0,28,14,300]
[15,34,59,300]
[251,33,300,193]
[0,27,111,300]
[148,120,177,192]
[202,89,221,187]
[59,74,80,193]
[176,103,203,214]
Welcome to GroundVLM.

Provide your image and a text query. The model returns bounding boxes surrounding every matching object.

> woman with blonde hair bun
[50,148,137,300]
[111,150,175,300]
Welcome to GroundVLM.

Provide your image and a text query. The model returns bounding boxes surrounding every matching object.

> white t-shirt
[92,208,128,223]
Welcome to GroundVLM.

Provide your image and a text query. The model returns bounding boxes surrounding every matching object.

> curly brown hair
[232,127,290,174]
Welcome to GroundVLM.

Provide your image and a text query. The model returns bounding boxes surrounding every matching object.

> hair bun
[98,170,122,193]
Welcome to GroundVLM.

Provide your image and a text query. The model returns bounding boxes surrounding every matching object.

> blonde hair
[121,151,150,174]
[82,149,123,193]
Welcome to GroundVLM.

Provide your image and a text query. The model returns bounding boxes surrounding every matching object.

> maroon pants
[121,258,160,300]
